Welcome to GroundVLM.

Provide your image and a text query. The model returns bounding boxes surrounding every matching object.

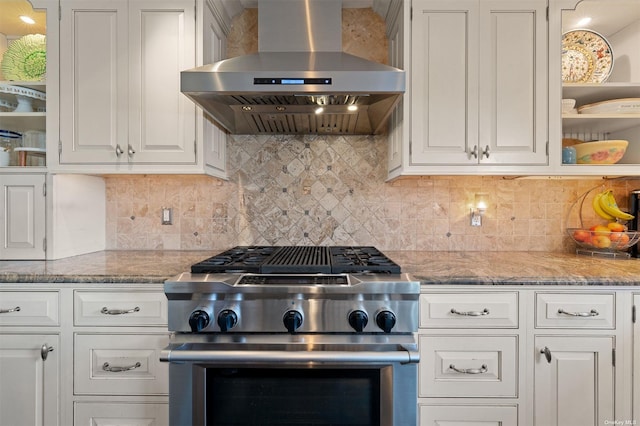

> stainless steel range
[161,246,419,426]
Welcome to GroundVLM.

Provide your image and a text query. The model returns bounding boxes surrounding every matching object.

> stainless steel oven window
[170,361,417,426]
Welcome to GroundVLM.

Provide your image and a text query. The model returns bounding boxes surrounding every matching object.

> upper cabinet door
[478,0,549,165]
[128,0,196,164]
[59,0,129,164]
[411,0,480,165]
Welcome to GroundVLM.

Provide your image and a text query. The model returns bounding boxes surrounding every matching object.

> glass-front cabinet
[554,0,640,174]
[0,0,47,168]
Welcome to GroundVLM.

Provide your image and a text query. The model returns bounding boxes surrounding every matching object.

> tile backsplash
[103,6,640,252]
[104,134,640,252]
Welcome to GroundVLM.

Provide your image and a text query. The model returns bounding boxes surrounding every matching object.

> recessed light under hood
[180,0,405,135]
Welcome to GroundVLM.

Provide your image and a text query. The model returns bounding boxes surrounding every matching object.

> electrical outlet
[470,214,482,227]
[162,207,173,225]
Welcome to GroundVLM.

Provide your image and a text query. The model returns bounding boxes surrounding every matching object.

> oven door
[161,337,419,426]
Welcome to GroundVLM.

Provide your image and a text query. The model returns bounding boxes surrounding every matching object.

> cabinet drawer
[74,333,169,395]
[74,290,167,326]
[420,292,518,328]
[0,291,59,326]
[419,404,518,424]
[74,402,168,426]
[419,335,518,397]
[535,292,615,329]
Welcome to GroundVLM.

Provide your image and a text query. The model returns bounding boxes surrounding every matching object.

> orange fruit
[572,229,591,242]
[590,225,611,236]
[607,222,626,232]
[591,235,612,248]
[610,232,630,246]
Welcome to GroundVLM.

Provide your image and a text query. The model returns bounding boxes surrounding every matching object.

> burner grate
[261,246,332,274]
[190,246,401,274]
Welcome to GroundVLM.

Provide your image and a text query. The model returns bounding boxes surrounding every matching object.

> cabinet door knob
[41,344,54,361]
[115,144,124,157]
[482,145,490,158]
[128,145,136,156]
[469,145,478,159]
[540,346,552,363]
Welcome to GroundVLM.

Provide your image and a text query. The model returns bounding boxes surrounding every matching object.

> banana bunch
[592,189,635,221]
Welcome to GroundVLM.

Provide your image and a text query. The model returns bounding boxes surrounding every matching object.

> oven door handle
[160,345,420,365]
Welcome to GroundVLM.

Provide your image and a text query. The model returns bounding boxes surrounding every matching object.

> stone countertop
[1,250,640,286]
[0,250,213,284]
[388,251,640,286]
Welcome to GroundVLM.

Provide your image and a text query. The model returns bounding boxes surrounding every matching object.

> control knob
[217,309,238,332]
[188,310,210,332]
[348,310,369,332]
[283,310,303,333]
[375,310,396,333]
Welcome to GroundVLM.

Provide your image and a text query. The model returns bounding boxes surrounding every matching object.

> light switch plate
[162,207,173,225]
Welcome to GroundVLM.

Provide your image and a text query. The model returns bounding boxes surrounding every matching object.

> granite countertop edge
[1,250,640,286]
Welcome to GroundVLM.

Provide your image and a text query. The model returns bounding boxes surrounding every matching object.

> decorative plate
[0,34,47,81]
[562,29,613,83]
[578,98,640,114]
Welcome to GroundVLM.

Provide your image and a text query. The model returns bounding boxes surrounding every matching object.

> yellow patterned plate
[562,29,613,83]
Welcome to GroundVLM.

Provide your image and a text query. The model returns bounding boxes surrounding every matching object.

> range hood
[181,0,405,135]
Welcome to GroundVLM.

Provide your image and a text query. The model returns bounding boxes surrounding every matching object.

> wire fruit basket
[565,186,640,258]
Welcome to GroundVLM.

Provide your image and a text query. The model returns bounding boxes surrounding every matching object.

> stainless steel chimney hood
[181,0,405,135]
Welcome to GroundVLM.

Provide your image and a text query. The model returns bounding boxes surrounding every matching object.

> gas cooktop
[190,246,401,274]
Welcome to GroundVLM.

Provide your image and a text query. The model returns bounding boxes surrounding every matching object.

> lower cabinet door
[74,402,168,426]
[0,334,59,426]
[420,405,518,425]
[534,336,614,426]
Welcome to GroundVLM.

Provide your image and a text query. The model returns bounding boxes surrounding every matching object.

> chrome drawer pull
[101,306,140,315]
[102,361,141,372]
[449,364,487,374]
[450,308,489,316]
[557,308,599,317]
[0,306,20,314]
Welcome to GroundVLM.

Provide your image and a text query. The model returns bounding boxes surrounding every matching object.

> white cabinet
[534,336,615,426]
[418,290,521,424]
[0,290,61,426]
[58,0,198,170]
[419,287,633,425]
[0,172,46,260]
[71,288,169,424]
[396,0,548,177]
[201,0,228,177]
[0,334,59,426]
[634,293,640,422]
[74,402,169,426]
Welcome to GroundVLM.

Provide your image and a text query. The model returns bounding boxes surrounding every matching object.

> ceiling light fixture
[19,15,36,25]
